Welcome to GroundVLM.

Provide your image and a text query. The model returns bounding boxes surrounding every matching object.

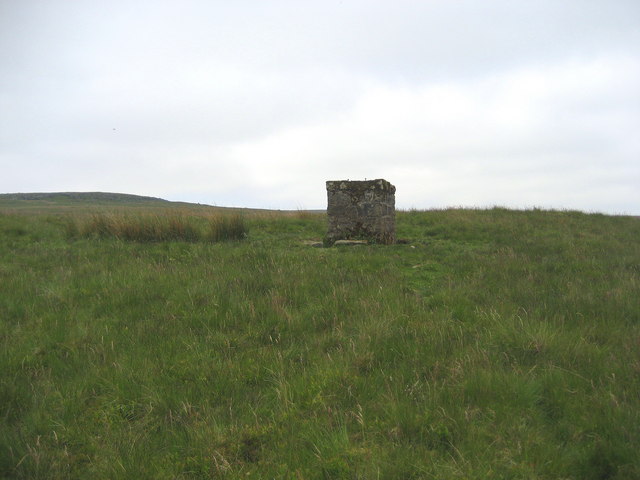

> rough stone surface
[302,240,324,248]
[333,240,368,246]
[326,179,396,245]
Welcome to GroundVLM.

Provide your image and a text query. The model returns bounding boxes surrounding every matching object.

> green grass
[1,206,639,478]
[64,212,248,243]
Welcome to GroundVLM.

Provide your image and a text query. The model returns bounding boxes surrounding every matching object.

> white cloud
[204,54,640,211]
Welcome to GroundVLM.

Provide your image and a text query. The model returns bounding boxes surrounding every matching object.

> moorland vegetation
[1,196,639,479]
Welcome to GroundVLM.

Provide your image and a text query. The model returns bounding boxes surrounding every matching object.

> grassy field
[1,200,639,479]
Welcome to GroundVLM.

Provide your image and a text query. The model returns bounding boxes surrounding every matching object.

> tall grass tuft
[65,212,245,243]
[206,214,248,242]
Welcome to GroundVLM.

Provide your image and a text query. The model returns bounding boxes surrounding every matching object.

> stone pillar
[326,179,396,245]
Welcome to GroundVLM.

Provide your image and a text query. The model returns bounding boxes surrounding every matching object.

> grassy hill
[0,191,169,209]
[0,191,169,203]
[0,204,638,478]
[0,192,257,215]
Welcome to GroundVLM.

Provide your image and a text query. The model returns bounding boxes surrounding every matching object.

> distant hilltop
[0,192,170,203]
[0,192,291,214]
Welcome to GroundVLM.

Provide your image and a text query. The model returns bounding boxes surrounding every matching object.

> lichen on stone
[326,179,396,245]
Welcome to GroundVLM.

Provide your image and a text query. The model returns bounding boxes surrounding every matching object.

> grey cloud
[1,0,639,213]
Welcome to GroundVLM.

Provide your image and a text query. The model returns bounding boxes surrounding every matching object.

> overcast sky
[1,1,639,213]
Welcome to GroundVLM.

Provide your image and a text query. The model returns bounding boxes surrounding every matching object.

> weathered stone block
[326,179,396,244]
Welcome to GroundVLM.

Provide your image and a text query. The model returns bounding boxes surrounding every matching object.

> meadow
[1,197,639,479]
